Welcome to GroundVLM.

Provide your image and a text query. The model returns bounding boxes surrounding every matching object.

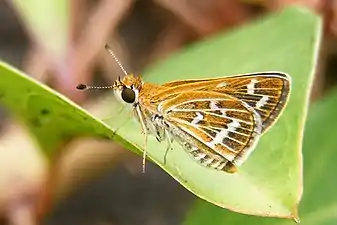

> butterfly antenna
[77,44,127,91]
[105,44,128,76]
[76,83,114,91]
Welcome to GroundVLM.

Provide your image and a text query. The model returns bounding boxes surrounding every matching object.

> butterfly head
[113,74,143,105]
[76,44,145,106]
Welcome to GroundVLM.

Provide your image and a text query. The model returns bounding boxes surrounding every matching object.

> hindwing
[157,91,262,172]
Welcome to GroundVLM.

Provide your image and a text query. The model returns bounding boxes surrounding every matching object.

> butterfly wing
[211,72,291,133]
[158,91,262,173]
[158,72,290,133]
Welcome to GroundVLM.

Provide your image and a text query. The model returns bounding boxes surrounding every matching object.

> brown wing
[158,91,262,172]
[154,72,290,133]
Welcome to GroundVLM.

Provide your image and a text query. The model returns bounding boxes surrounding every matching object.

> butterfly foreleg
[163,130,174,165]
[151,115,173,164]
[134,105,149,173]
[102,103,128,124]
[101,105,134,139]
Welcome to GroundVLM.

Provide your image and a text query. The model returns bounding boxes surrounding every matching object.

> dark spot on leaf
[0,92,5,98]
[41,109,50,115]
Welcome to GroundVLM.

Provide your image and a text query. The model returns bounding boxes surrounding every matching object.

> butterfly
[77,44,291,173]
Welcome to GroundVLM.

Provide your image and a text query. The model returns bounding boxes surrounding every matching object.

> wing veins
[172,111,254,128]
[199,126,246,145]
[174,118,238,153]
[171,108,248,113]
[199,124,251,137]
[204,112,254,125]
[175,118,249,151]
[235,87,282,90]
[233,93,278,98]
[166,98,235,112]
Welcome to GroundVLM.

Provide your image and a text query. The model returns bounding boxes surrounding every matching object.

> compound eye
[121,87,136,103]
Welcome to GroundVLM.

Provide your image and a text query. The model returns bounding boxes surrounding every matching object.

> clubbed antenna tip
[76,83,88,90]
[75,83,114,90]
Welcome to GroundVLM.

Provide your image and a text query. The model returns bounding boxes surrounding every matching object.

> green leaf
[0,6,321,219]
[182,88,337,225]
[132,6,320,219]
[0,63,129,157]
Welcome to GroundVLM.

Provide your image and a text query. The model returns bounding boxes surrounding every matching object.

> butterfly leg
[107,107,133,139]
[134,105,149,173]
[142,132,148,173]
[102,104,128,127]
[163,131,173,165]
[152,115,173,164]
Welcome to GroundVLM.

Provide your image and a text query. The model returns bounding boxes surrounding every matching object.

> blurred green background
[0,1,337,225]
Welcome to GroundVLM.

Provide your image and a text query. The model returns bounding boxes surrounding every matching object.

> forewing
[159,91,262,172]
[159,72,290,133]
[212,72,291,133]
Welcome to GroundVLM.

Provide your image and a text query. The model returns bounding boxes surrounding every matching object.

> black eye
[121,87,136,103]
